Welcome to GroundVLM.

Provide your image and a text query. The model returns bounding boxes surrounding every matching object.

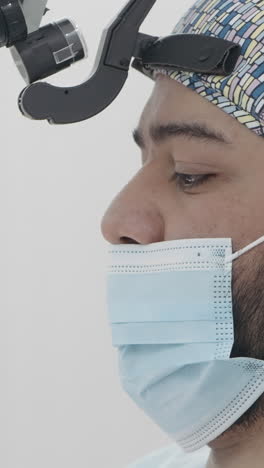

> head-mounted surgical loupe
[0,0,242,125]
[10,18,88,85]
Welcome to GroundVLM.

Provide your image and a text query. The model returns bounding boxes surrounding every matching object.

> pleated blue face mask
[105,236,264,453]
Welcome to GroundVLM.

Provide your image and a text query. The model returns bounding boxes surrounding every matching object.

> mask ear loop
[225,235,264,264]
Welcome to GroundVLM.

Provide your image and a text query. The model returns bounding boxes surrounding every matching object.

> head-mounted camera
[0,0,241,125]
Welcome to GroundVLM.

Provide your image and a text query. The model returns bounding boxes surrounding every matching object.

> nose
[100,170,165,245]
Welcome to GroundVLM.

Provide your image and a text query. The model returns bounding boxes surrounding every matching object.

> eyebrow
[132,121,233,150]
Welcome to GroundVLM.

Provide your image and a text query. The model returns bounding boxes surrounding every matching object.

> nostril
[120,237,139,244]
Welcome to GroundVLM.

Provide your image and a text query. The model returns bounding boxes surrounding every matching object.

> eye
[170,173,216,191]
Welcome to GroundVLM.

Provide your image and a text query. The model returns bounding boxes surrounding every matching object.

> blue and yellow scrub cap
[135,0,264,138]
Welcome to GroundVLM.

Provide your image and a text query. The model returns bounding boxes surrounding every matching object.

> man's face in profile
[101,74,264,449]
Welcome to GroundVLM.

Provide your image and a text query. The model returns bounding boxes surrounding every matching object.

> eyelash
[171,173,216,191]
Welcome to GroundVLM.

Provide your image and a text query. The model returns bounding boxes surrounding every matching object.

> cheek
[220,175,264,244]
[182,185,264,243]
[165,189,249,240]
[164,168,264,241]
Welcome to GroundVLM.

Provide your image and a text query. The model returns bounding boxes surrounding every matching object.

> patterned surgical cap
[135,0,264,138]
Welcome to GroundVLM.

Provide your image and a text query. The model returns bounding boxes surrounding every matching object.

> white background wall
[2,1,196,467]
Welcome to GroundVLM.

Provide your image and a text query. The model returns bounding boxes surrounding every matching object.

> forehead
[138,74,252,146]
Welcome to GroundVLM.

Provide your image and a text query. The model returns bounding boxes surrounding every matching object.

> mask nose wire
[225,235,264,264]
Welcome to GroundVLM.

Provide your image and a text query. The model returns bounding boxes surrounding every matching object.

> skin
[100,74,264,468]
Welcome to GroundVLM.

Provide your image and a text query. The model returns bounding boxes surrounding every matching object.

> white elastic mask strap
[225,235,264,264]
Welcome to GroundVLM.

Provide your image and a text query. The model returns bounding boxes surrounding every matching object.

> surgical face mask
[105,236,264,452]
